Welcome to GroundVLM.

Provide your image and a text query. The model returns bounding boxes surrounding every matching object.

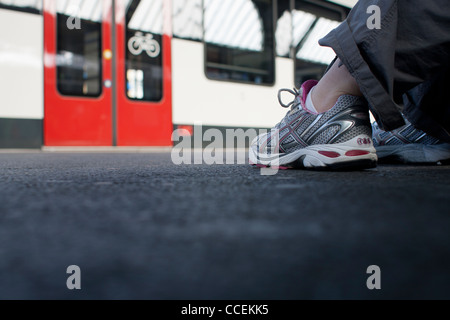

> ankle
[310,89,340,113]
[309,58,363,113]
[311,87,362,114]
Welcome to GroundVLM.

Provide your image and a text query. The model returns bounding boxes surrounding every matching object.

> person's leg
[250,0,450,169]
[310,58,362,114]
[249,59,376,170]
[314,0,450,164]
[309,56,450,164]
[403,68,450,143]
[372,69,450,164]
[319,0,450,137]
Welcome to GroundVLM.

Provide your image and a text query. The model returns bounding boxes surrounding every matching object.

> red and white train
[0,0,354,148]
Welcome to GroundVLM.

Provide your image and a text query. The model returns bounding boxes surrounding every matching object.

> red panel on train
[43,0,172,147]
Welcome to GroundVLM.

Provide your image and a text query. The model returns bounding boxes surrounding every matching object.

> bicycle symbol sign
[128,32,161,58]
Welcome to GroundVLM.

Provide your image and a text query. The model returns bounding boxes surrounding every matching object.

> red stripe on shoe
[318,151,341,158]
[345,150,370,157]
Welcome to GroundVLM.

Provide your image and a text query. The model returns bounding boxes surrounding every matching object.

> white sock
[304,87,318,114]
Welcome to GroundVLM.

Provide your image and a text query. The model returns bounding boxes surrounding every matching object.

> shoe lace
[278,88,302,110]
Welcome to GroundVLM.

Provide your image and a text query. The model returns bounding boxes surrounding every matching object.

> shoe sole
[249,136,378,171]
[376,143,450,164]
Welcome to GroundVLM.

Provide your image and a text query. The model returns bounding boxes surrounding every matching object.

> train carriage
[0,0,354,148]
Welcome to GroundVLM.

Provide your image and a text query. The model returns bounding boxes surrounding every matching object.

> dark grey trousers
[319,0,450,142]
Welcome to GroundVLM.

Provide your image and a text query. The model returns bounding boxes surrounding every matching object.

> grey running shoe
[372,117,450,164]
[249,80,377,170]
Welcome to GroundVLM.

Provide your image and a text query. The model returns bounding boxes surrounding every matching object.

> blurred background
[0,0,356,149]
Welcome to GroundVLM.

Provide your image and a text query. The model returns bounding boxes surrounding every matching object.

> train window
[125,0,163,102]
[56,0,103,97]
[293,0,347,87]
[275,0,292,58]
[0,0,42,14]
[204,0,275,85]
[172,0,203,41]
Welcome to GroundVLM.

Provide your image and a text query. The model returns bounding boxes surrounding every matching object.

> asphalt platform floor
[0,151,449,300]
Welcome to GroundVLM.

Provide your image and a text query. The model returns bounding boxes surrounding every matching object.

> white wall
[0,9,43,119]
[171,38,294,128]
[327,0,357,8]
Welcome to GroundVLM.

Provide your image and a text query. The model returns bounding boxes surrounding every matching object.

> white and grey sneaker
[249,80,377,170]
[372,117,450,164]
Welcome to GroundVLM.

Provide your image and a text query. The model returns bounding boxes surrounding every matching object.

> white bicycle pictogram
[128,32,161,58]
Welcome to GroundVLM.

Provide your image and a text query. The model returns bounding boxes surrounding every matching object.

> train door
[115,0,172,146]
[43,0,172,147]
